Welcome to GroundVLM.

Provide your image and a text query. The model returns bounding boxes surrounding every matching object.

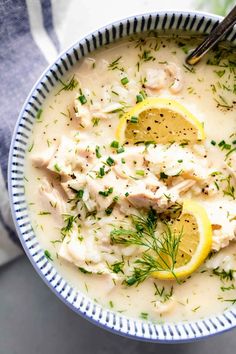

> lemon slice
[153,200,212,280]
[116,97,205,145]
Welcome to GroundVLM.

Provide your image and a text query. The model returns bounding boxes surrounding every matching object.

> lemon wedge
[153,200,212,280]
[116,97,205,145]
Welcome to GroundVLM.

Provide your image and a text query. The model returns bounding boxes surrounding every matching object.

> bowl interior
[8,11,236,342]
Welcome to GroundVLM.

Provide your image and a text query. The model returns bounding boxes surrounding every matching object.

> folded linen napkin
[0,0,59,265]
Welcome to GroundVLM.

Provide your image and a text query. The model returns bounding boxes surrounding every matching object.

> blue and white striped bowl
[8,11,236,342]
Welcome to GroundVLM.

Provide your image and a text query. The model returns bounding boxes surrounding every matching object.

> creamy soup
[24,33,236,323]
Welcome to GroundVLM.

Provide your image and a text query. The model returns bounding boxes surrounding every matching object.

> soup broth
[24,33,236,323]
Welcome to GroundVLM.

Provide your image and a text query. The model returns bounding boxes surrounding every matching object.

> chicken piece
[31,146,55,168]
[103,102,123,113]
[146,143,210,183]
[74,101,92,129]
[86,169,127,211]
[61,176,86,199]
[91,102,107,119]
[164,62,183,93]
[145,68,168,90]
[59,229,104,267]
[169,179,196,195]
[47,136,95,178]
[38,178,67,224]
[212,228,236,251]
[113,146,145,179]
[203,200,236,251]
[126,179,178,212]
[206,253,236,273]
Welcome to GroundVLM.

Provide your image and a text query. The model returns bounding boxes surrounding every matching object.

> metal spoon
[186,5,236,65]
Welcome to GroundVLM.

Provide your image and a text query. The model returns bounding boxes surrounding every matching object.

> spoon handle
[186,5,236,65]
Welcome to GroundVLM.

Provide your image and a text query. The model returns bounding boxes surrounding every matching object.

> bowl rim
[8,10,236,343]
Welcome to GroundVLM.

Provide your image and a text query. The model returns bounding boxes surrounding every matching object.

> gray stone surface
[1,256,236,354]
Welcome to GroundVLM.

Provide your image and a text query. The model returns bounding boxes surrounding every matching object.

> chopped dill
[222,175,235,199]
[38,211,51,215]
[28,142,34,152]
[44,250,53,261]
[212,267,235,281]
[108,56,124,71]
[61,214,77,237]
[154,284,173,303]
[36,109,43,121]
[56,75,78,95]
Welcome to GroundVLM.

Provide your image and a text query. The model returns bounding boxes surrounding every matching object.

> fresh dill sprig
[110,209,182,286]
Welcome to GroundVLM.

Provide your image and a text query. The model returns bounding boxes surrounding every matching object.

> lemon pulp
[116,97,205,145]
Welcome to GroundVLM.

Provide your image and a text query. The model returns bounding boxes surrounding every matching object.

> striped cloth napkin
[1,0,229,266]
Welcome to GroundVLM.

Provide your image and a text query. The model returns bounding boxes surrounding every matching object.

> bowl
[8,11,236,343]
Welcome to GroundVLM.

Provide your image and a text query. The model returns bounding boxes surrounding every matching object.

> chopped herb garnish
[106,156,115,166]
[214,70,225,77]
[105,206,114,215]
[125,192,129,197]
[110,140,119,148]
[130,116,138,123]
[135,170,145,176]
[139,49,155,63]
[78,94,87,105]
[211,140,216,146]
[54,163,61,172]
[183,64,195,73]
[121,77,129,85]
[222,176,235,199]
[160,171,169,180]
[61,215,77,237]
[108,56,123,71]
[221,284,235,292]
[78,267,92,274]
[28,142,34,152]
[192,306,200,312]
[117,147,125,154]
[38,211,51,215]
[92,117,100,127]
[136,94,143,103]
[95,146,101,158]
[109,300,114,308]
[213,267,235,281]
[36,109,43,121]
[97,166,105,178]
[225,147,236,158]
[110,260,124,274]
[57,75,78,95]
[140,312,149,320]
[44,250,53,261]
[99,187,113,197]
[154,284,173,302]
